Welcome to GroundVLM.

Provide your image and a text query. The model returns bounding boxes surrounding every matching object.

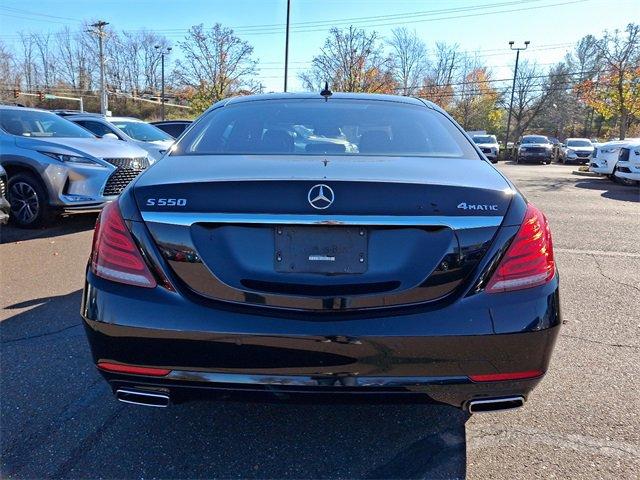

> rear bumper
[518,153,552,162]
[81,270,562,409]
[614,170,640,181]
[565,155,591,163]
[103,368,546,410]
[589,165,610,174]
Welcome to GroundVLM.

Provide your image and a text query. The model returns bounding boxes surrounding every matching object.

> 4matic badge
[457,202,499,211]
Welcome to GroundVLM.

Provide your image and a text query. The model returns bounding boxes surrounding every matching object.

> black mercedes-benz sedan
[81,92,560,413]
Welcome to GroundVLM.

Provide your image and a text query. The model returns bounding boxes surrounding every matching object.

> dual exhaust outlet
[467,396,525,413]
[115,388,525,413]
[116,388,170,408]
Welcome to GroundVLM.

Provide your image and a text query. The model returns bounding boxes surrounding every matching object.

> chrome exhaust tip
[115,388,170,408]
[467,396,525,414]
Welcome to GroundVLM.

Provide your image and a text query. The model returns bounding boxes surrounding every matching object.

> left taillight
[90,201,157,288]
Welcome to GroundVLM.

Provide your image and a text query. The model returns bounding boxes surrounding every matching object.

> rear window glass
[522,136,550,144]
[472,135,497,144]
[173,99,479,159]
[566,140,592,147]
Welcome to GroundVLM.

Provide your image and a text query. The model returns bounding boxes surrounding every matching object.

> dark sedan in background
[516,135,555,164]
[82,93,560,413]
[150,120,192,139]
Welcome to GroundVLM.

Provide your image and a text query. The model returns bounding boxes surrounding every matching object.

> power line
[1,66,616,96]
[0,6,82,22]
[0,0,589,39]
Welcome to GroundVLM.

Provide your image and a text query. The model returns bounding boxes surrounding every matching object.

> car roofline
[219,92,428,107]
[0,105,59,114]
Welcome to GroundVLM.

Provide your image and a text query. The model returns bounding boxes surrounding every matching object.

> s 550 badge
[457,202,498,211]
[146,198,187,207]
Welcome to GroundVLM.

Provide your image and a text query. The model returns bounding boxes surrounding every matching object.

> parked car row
[590,138,640,183]
[468,132,600,166]
[0,106,191,227]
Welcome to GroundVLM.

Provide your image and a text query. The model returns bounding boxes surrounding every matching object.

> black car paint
[81,93,560,409]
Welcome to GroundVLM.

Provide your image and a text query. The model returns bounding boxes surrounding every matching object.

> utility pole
[504,40,529,159]
[284,0,291,92]
[89,21,109,115]
[155,45,172,121]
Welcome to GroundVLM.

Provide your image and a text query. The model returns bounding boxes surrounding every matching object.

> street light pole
[284,0,291,92]
[155,46,172,121]
[89,21,109,115]
[504,40,529,159]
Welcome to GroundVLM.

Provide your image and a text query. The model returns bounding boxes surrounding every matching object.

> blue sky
[0,0,635,91]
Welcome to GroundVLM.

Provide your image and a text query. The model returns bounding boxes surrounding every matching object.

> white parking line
[555,248,640,259]
[467,425,640,460]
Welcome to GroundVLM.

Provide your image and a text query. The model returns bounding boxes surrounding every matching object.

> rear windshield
[172,99,479,158]
[472,135,497,144]
[111,120,173,142]
[522,136,550,144]
[567,139,592,147]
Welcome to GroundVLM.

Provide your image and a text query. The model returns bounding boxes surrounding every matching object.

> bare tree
[387,27,428,95]
[0,41,19,101]
[32,33,55,88]
[593,23,640,138]
[567,34,602,80]
[300,26,395,93]
[531,62,582,137]
[173,23,258,112]
[417,42,460,108]
[450,54,483,128]
[510,60,549,137]
[18,33,37,91]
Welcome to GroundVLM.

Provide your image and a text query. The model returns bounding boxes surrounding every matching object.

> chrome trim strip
[141,212,503,229]
[166,370,469,387]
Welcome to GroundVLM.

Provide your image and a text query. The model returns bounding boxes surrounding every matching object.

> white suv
[613,142,640,184]
[471,134,499,163]
[560,138,593,164]
[590,138,640,177]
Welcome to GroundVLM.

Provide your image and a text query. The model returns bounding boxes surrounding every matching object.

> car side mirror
[103,133,119,140]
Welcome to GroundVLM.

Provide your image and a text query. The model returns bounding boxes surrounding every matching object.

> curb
[572,170,602,178]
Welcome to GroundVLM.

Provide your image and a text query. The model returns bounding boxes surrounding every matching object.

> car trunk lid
[135,155,512,311]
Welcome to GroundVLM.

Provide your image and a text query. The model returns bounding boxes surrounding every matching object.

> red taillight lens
[91,202,157,288]
[97,362,170,376]
[486,203,555,293]
[469,369,544,382]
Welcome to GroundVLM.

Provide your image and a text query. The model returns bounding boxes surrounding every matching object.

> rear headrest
[2,119,25,136]
[261,129,294,153]
[358,130,392,153]
[305,142,346,154]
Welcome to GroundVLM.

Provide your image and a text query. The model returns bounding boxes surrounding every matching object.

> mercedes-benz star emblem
[308,184,334,210]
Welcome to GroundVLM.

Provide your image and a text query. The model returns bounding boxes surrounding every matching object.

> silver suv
[67,114,174,162]
[0,106,150,227]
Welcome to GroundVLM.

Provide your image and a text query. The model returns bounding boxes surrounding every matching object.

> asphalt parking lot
[1,162,638,479]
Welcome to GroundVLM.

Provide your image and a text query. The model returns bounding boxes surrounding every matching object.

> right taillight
[486,203,555,293]
[91,201,157,288]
